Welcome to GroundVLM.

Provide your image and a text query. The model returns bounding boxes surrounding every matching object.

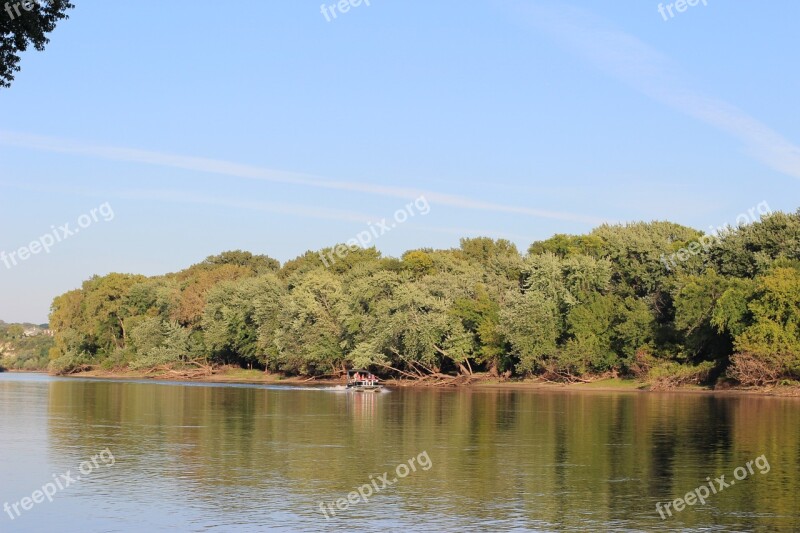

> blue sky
[1,0,799,323]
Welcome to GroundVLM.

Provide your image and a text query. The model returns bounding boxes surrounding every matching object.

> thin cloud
[0,130,606,225]
[116,189,378,223]
[518,2,800,180]
[0,180,375,224]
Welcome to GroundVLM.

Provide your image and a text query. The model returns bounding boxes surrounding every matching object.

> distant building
[22,327,53,337]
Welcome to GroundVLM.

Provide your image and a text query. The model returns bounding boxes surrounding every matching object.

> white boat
[346,369,383,392]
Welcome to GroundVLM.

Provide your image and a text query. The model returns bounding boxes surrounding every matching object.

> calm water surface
[0,373,798,532]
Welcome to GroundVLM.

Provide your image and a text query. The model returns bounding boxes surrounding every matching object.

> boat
[346,369,383,392]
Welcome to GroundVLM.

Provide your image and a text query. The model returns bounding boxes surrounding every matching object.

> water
[0,373,797,532]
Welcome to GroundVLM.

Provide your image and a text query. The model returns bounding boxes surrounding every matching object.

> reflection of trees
[47,382,799,529]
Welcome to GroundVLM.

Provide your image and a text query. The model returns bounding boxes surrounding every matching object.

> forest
[0,321,54,371]
[46,209,800,388]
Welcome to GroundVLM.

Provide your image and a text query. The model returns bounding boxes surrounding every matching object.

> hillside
[0,322,54,370]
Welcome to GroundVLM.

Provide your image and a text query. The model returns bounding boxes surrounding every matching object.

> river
[0,373,797,532]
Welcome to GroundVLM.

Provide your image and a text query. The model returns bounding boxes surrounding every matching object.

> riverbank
[59,367,800,397]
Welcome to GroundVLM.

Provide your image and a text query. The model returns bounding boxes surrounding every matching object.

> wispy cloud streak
[517,3,800,180]
[0,130,606,224]
[0,180,375,223]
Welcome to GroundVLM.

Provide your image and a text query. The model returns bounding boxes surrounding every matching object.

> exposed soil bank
[56,368,800,397]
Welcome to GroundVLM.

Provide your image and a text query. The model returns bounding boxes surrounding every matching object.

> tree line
[0,321,54,371]
[47,209,800,387]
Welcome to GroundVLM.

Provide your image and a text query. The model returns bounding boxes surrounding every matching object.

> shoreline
[30,368,800,397]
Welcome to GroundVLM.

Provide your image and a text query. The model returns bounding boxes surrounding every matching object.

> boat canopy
[347,369,379,381]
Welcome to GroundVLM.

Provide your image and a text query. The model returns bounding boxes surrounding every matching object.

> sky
[1,0,799,323]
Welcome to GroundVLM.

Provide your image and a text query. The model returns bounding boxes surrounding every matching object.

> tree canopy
[0,0,73,88]
[46,213,800,387]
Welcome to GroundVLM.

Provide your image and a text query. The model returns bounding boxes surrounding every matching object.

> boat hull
[346,385,383,392]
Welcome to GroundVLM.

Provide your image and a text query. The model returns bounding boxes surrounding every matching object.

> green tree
[200,250,280,274]
[402,250,435,277]
[49,289,91,361]
[82,273,147,352]
[500,289,560,374]
[528,233,604,258]
[0,0,73,87]
[709,211,800,278]
[450,283,507,373]
[274,270,345,375]
[459,237,523,281]
[204,274,284,367]
[612,296,656,366]
[128,318,190,370]
[361,273,475,375]
[734,265,800,376]
[173,263,253,327]
[560,293,617,374]
[673,270,738,362]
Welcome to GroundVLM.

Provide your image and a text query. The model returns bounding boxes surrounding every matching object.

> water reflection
[0,374,798,532]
